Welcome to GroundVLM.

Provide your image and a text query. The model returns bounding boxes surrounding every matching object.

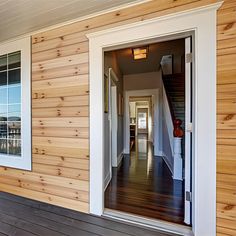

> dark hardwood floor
[0,191,178,236]
[105,135,185,224]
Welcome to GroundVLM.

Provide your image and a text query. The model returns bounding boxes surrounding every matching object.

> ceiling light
[132,46,148,60]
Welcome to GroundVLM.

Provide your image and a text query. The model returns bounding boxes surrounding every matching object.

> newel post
[173,119,184,180]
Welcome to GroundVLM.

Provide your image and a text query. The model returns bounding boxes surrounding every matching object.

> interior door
[184,36,192,225]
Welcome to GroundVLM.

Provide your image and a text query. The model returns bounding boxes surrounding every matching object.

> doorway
[104,37,188,225]
[88,5,218,235]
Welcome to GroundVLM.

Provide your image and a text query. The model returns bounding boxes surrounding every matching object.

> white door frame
[87,2,222,235]
[124,89,160,156]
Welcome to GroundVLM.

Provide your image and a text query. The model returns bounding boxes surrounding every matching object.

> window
[138,112,147,129]
[0,37,31,170]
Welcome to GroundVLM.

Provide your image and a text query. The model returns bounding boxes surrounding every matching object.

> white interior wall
[104,52,124,190]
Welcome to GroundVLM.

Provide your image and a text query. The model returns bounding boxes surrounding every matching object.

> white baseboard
[104,171,111,191]
[161,152,173,175]
[117,151,124,167]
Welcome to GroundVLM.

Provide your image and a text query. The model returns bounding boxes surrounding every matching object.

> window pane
[8,139,21,156]
[0,50,22,159]
[0,55,7,71]
[0,72,7,86]
[8,122,21,139]
[8,69,20,85]
[0,139,7,154]
[8,51,21,69]
[0,122,7,138]
[8,104,21,121]
[8,86,21,103]
[0,88,7,104]
[0,105,7,121]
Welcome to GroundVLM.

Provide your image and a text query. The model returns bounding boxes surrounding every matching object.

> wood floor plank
[0,198,96,236]
[0,192,173,236]
[0,221,35,236]
[105,136,184,225]
[0,211,65,236]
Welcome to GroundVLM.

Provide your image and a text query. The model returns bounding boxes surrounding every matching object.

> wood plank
[32,63,88,81]
[32,31,88,53]
[33,154,89,169]
[32,75,89,98]
[0,221,34,236]
[33,136,88,149]
[33,127,89,138]
[33,145,89,159]
[217,217,236,231]
[218,37,236,50]
[217,22,236,41]
[32,106,89,118]
[32,95,89,108]
[33,85,89,98]
[32,117,89,128]
[217,188,236,205]
[217,70,236,84]
[217,158,236,175]
[217,99,236,114]
[218,129,236,139]
[217,203,236,222]
[32,74,88,90]
[0,177,88,203]
[0,211,65,236]
[0,192,168,236]
[0,197,91,234]
[218,83,236,93]
[32,41,89,62]
[217,54,236,71]
[217,173,236,191]
[0,167,89,191]
[217,226,236,236]
[217,114,236,129]
[217,6,236,26]
[0,183,89,213]
[32,53,88,71]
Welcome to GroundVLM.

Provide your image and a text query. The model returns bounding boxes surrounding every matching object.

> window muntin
[0,51,21,157]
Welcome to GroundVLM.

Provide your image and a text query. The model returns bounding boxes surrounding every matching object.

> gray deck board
[0,192,177,236]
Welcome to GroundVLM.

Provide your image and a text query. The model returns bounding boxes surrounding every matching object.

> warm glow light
[134,54,147,60]
[132,46,148,60]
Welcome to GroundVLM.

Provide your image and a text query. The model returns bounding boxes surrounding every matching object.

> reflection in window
[0,51,21,156]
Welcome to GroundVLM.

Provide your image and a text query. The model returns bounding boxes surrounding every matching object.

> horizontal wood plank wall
[0,0,233,233]
[217,0,236,235]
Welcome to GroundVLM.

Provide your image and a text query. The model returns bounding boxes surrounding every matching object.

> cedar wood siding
[0,0,235,235]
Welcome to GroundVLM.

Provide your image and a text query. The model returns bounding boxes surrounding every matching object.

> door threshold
[103,209,193,236]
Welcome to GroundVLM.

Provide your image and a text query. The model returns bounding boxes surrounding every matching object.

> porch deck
[0,192,177,236]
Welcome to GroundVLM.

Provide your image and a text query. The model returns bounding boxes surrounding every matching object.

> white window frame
[87,2,222,236]
[0,37,31,170]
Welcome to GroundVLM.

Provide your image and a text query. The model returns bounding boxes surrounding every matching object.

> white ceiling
[0,0,140,42]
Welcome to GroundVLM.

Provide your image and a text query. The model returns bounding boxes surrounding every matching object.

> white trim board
[103,209,192,236]
[88,2,222,236]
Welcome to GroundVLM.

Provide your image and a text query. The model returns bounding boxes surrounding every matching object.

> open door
[108,68,119,168]
[184,37,192,225]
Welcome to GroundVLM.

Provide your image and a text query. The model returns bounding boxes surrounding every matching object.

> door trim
[87,2,222,235]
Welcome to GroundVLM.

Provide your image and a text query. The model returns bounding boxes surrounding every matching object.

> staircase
[162,73,185,129]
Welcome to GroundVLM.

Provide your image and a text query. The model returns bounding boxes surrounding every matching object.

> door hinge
[186,53,192,63]
[186,123,193,133]
[186,191,192,202]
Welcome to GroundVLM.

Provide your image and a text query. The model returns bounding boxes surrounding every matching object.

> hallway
[105,135,185,224]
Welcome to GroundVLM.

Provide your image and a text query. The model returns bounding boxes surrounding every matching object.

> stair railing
[162,78,184,180]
